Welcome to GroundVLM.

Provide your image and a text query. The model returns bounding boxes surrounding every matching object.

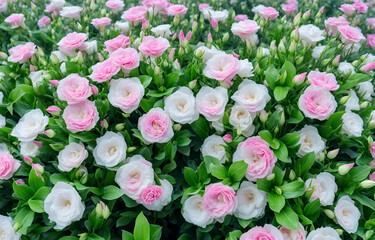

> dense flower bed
[0,0,375,239]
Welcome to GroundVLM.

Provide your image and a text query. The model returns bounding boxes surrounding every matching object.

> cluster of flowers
[0,0,375,239]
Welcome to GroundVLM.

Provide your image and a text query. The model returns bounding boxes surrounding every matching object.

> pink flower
[307,71,339,91]
[198,3,210,11]
[196,86,228,121]
[367,34,375,48]
[203,54,241,85]
[58,32,87,56]
[104,34,130,52]
[338,25,365,44]
[57,74,92,104]
[46,106,62,115]
[90,59,120,83]
[282,4,297,15]
[62,100,99,133]
[0,153,20,180]
[367,18,375,29]
[211,18,218,28]
[50,80,59,87]
[142,0,168,13]
[370,143,375,159]
[241,225,284,240]
[280,223,306,240]
[259,7,279,21]
[370,172,375,182]
[231,20,260,41]
[361,62,375,72]
[5,13,25,28]
[235,14,248,21]
[167,4,188,16]
[298,85,337,121]
[38,16,51,28]
[121,6,147,25]
[233,136,277,181]
[202,183,237,219]
[339,4,356,15]
[110,48,140,70]
[105,0,124,13]
[223,134,232,142]
[138,108,174,144]
[354,2,368,13]
[8,42,36,63]
[139,185,163,204]
[91,17,111,30]
[324,17,348,36]
[139,36,170,58]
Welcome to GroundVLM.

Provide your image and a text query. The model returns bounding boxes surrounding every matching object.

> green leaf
[274,86,288,101]
[295,152,315,178]
[8,84,34,104]
[203,156,222,173]
[139,75,153,88]
[274,142,290,163]
[13,181,34,200]
[65,61,79,74]
[259,130,273,144]
[267,193,285,213]
[29,170,45,191]
[102,185,124,200]
[184,167,199,187]
[339,73,371,90]
[280,181,305,199]
[122,231,135,240]
[177,136,191,146]
[191,117,209,139]
[134,212,150,240]
[60,237,79,240]
[265,65,279,89]
[280,133,300,147]
[228,161,248,182]
[50,173,69,184]
[150,224,162,240]
[32,186,51,200]
[237,218,252,228]
[303,199,321,220]
[165,72,180,88]
[140,98,156,112]
[211,165,227,180]
[117,211,139,227]
[280,60,296,87]
[352,194,375,211]
[28,199,44,213]
[349,165,371,182]
[275,207,299,230]
[14,207,35,234]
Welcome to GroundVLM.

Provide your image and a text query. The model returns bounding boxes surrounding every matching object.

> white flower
[51,51,68,62]
[0,115,5,128]
[261,47,270,56]
[306,227,341,240]
[345,90,360,111]
[212,118,224,133]
[364,54,375,65]
[58,142,88,172]
[44,182,85,230]
[0,215,20,240]
[164,87,199,124]
[334,195,360,233]
[0,72,5,81]
[205,10,228,22]
[231,79,271,112]
[51,0,65,9]
[296,125,325,159]
[370,110,375,122]
[201,135,227,163]
[0,1,7,13]
[28,70,46,87]
[0,143,8,153]
[151,24,172,38]
[342,42,361,55]
[108,77,144,114]
[84,40,97,55]
[182,195,213,228]
[20,141,40,157]
[229,105,255,137]
[357,80,374,101]
[115,155,154,200]
[196,86,228,121]
[311,45,326,60]
[93,131,127,167]
[341,111,363,138]
[11,109,49,142]
[252,4,265,13]
[141,179,173,211]
[238,59,254,78]
[196,45,225,62]
[234,181,267,220]
[115,21,130,33]
[338,61,355,75]
[305,172,337,206]
[60,6,82,20]
[299,24,325,47]
[0,92,3,104]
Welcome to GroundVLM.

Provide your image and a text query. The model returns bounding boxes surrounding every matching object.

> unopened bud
[318,152,325,162]
[46,106,61,116]
[97,53,104,62]
[266,173,275,181]
[339,96,350,104]
[365,230,374,240]
[102,204,110,219]
[223,134,232,142]
[115,123,124,131]
[23,156,33,165]
[100,119,108,129]
[296,56,304,65]
[338,163,354,175]
[260,110,268,123]
[32,163,44,175]
[222,32,229,43]
[44,129,55,138]
[275,186,282,195]
[352,60,360,67]
[289,170,296,180]
[50,53,60,65]
[289,40,297,53]
[369,120,375,129]
[255,63,261,75]
[13,223,19,232]
[335,229,343,235]
[302,10,310,21]
[127,146,137,153]
[291,27,299,41]
[293,72,307,85]
[189,79,197,89]
[360,101,369,109]
[323,209,335,219]
[361,180,375,188]
[293,12,301,26]
[173,124,182,131]
[327,149,339,159]
[95,202,103,217]
[332,55,340,67]
[278,41,286,54]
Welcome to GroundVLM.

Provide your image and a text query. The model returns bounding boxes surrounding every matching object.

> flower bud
[36,47,44,57]
[0,52,8,60]
[332,55,340,68]
[266,173,275,181]
[46,106,62,116]
[368,136,374,147]
[95,202,103,218]
[77,51,84,65]
[369,120,375,129]
[254,63,261,75]
[352,60,360,67]
[188,79,197,89]
[260,110,268,123]
[289,170,296,180]
[318,152,325,162]
[222,32,229,43]
[361,62,375,72]
[256,47,263,60]
[23,156,33,165]
[102,204,110,219]
[173,124,182,131]
[13,223,19,232]
[293,12,301,26]
[360,180,375,188]
[16,179,25,185]
[339,96,350,104]
[50,53,60,65]
[100,119,108,129]
[278,41,286,54]
[115,123,125,131]
[192,21,198,32]
[296,56,304,65]
[338,163,354,175]
[127,146,137,153]
[289,40,297,53]
[360,101,369,109]
[173,14,180,25]
[274,186,282,195]
[90,84,99,96]
[323,209,335,219]
[293,72,307,85]
[291,27,299,41]
[302,10,310,21]
[322,58,331,66]
[223,134,232,142]
[365,230,374,240]
[44,129,55,138]
[327,149,339,159]
[32,163,44,175]
[207,33,212,44]
[335,229,343,235]
[97,53,104,62]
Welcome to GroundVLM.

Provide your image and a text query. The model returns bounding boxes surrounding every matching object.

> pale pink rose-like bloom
[167,4,188,16]
[307,71,339,91]
[298,85,337,121]
[241,225,284,240]
[90,59,120,82]
[142,0,169,13]
[282,3,297,15]
[233,136,277,181]
[105,0,124,13]
[338,25,365,44]
[60,6,83,20]
[354,2,368,13]
[91,17,111,29]
[235,14,248,21]
[62,100,99,133]
[198,3,210,11]
[361,62,375,72]
[139,185,163,205]
[8,42,36,63]
[139,36,170,58]
[324,17,348,36]
[259,7,279,21]
[110,48,140,70]
[202,183,237,219]
[231,20,260,41]
[339,4,356,16]
[367,34,375,48]
[104,34,130,53]
[57,74,92,104]
[0,153,20,180]
[38,16,51,28]
[196,86,228,121]
[203,54,241,85]
[367,18,375,29]
[280,223,306,240]
[370,143,375,159]
[5,13,25,28]
[287,0,298,4]
[122,6,147,25]
[138,108,174,144]
[58,32,87,56]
